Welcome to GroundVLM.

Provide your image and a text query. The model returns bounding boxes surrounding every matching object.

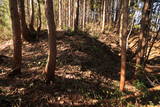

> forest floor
[0,30,160,107]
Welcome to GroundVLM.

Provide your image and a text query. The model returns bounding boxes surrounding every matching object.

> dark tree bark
[18,0,31,42]
[108,0,112,30]
[136,0,152,68]
[44,0,57,82]
[115,0,122,29]
[74,0,79,32]
[9,0,22,75]
[37,0,42,38]
[29,0,35,32]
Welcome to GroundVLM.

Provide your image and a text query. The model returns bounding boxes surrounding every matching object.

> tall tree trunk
[44,0,57,82]
[82,0,86,31]
[119,0,129,91]
[115,0,120,23]
[29,0,35,32]
[58,0,62,29]
[37,0,42,38]
[115,0,121,32]
[101,0,106,33]
[105,0,109,28]
[74,0,80,32]
[86,0,90,25]
[26,0,30,23]
[136,0,152,68]
[73,0,75,29]
[68,0,71,28]
[18,0,31,42]
[64,1,67,28]
[108,0,112,31]
[9,0,22,75]
[118,0,123,46]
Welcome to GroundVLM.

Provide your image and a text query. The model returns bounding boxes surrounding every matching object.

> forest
[0,0,160,106]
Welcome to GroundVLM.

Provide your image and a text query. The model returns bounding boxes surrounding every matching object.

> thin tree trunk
[108,0,112,31]
[29,0,35,32]
[58,0,62,29]
[86,0,90,25]
[144,28,160,66]
[119,0,129,91]
[73,0,75,29]
[26,0,30,23]
[68,0,71,28]
[9,0,22,75]
[18,0,31,42]
[101,0,106,33]
[136,0,152,68]
[70,0,73,28]
[44,0,57,82]
[37,0,42,38]
[105,0,109,28]
[118,0,123,46]
[82,0,86,31]
[115,0,119,23]
[64,1,67,28]
[74,0,80,32]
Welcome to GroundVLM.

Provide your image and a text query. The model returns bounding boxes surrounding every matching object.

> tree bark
[18,0,31,42]
[86,0,90,25]
[37,0,42,37]
[26,0,30,23]
[82,0,86,31]
[101,0,106,33]
[73,0,75,29]
[74,0,79,32]
[9,0,22,74]
[68,0,71,28]
[108,0,112,31]
[136,0,152,68]
[119,0,129,91]
[44,0,57,82]
[29,0,35,32]
[58,0,62,29]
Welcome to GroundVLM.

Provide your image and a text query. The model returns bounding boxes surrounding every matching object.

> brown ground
[0,30,160,107]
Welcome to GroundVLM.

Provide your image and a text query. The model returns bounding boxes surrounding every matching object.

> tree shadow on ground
[57,31,134,81]
[0,30,158,106]
[0,74,159,106]
[0,74,124,107]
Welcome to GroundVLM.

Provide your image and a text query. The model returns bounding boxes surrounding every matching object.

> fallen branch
[144,28,160,66]
[121,85,160,100]
[145,64,160,73]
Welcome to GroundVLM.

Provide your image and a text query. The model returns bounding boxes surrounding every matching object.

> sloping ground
[0,31,159,106]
